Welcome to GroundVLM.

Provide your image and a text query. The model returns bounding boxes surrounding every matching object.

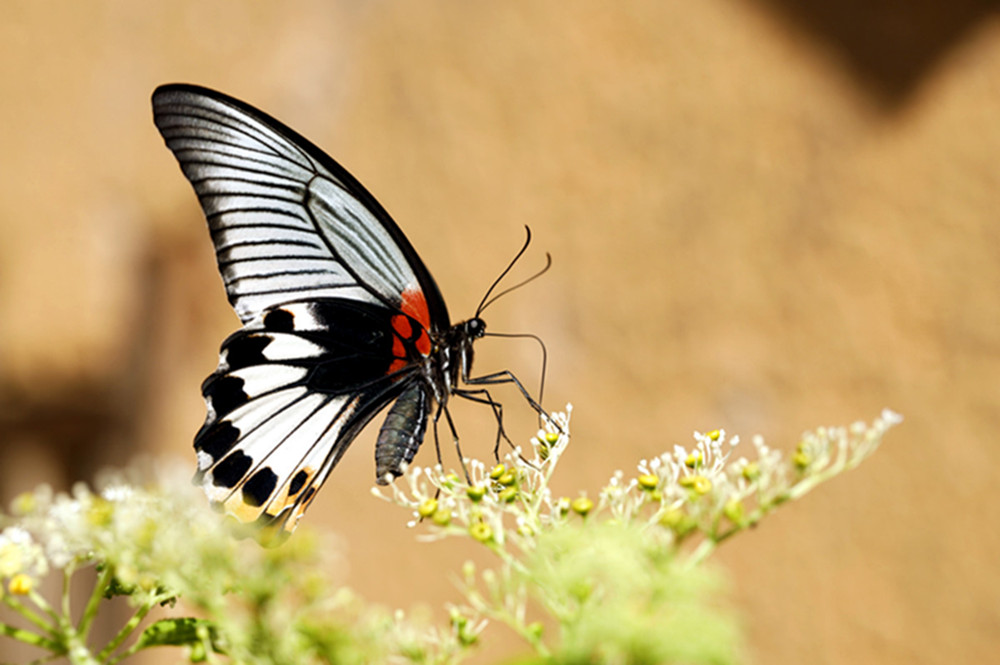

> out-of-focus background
[2,1,998,663]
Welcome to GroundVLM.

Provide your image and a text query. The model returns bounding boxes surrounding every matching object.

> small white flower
[0,526,49,579]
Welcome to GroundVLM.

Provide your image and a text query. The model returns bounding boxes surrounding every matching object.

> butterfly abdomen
[374,382,430,483]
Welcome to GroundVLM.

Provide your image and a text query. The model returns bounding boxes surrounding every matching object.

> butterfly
[151,84,548,538]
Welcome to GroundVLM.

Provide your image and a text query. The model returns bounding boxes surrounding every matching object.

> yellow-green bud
[489,464,506,480]
[497,472,516,487]
[685,451,703,468]
[11,492,35,516]
[417,498,438,518]
[469,522,493,543]
[742,461,760,481]
[557,497,571,516]
[660,508,696,536]
[8,574,32,595]
[87,498,113,527]
[637,474,659,490]
[432,509,452,526]
[498,487,518,503]
[793,451,811,470]
[527,621,544,640]
[466,485,486,502]
[571,496,594,516]
[545,431,560,444]
[680,475,712,494]
[707,429,721,441]
[723,497,745,524]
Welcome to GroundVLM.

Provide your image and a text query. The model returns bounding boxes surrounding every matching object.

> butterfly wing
[152,84,446,535]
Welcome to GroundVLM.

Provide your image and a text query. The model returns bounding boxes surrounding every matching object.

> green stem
[2,595,57,636]
[0,620,61,651]
[95,599,156,663]
[61,567,74,624]
[77,566,113,640]
[686,538,717,567]
[27,588,59,624]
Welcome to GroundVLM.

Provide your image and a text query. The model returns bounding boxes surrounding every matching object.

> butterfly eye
[467,318,486,338]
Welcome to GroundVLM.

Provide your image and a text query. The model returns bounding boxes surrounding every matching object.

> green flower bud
[545,432,560,444]
[498,487,518,503]
[638,473,659,490]
[660,508,696,536]
[86,497,113,527]
[417,498,438,518]
[497,472,516,487]
[466,485,486,502]
[571,496,594,517]
[685,451,703,468]
[489,464,506,480]
[679,474,712,494]
[707,429,721,441]
[741,461,760,481]
[469,522,493,543]
[432,509,452,526]
[723,497,745,524]
[793,451,811,470]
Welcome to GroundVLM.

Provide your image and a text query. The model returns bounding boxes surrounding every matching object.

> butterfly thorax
[424,317,486,403]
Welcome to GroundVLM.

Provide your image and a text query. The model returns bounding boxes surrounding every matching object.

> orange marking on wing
[415,329,431,356]
[392,335,406,359]
[400,286,431,329]
[388,358,407,374]
[391,314,413,339]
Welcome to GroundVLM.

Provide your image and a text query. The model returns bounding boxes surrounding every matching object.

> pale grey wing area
[152,86,420,323]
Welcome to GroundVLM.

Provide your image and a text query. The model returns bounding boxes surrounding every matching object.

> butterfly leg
[454,387,515,460]
[463,369,560,432]
[433,401,473,483]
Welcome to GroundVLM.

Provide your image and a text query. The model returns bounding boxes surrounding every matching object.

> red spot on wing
[400,286,431,329]
[391,335,406,359]
[391,314,413,339]
[414,329,431,356]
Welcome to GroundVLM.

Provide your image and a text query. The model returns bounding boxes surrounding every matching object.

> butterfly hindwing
[193,300,415,533]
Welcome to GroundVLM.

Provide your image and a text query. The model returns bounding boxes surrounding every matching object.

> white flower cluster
[372,406,574,550]
[376,407,903,559]
[1,462,224,598]
[0,526,48,583]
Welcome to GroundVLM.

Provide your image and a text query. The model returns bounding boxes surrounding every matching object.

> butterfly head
[462,317,487,340]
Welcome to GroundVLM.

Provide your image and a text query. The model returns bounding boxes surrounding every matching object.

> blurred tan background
[2,1,998,663]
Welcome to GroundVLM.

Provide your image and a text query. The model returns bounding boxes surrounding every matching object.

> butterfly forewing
[153,84,449,536]
[152,85,448,328]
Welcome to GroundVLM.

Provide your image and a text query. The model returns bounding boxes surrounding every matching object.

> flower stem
[77,565,113,640]
[0,620,60,650]
[2,595,57,637]
[95,599,156,662]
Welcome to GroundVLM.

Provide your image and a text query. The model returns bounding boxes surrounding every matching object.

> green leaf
[134,617,222,653]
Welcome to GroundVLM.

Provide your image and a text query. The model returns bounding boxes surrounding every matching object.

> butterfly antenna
[476,226,549,317]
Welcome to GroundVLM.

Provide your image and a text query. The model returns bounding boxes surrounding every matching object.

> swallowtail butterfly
[152,84,546,538]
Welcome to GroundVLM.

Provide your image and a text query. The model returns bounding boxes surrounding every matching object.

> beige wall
[2,2,998,663]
